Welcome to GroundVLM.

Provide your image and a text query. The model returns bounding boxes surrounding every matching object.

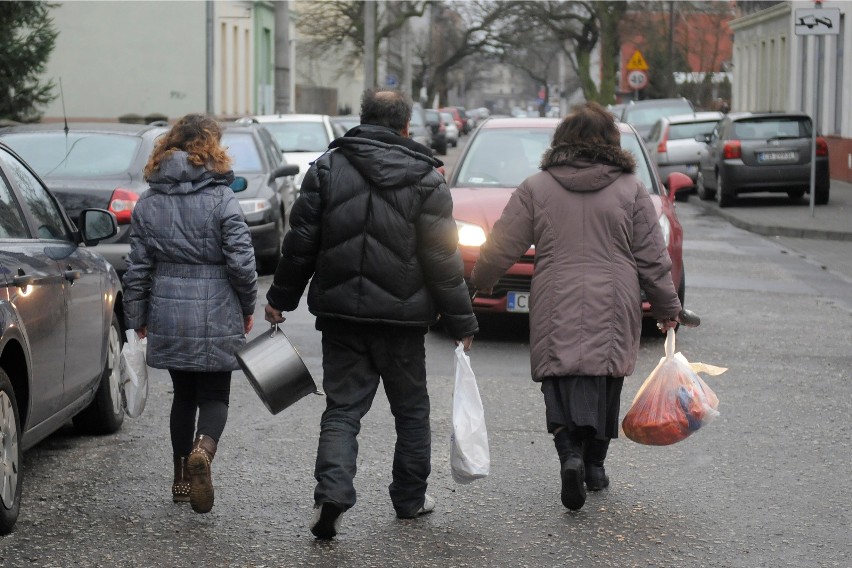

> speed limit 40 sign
[627,70,648,90]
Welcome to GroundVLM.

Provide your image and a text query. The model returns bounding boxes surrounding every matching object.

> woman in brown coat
[471,102,682,511]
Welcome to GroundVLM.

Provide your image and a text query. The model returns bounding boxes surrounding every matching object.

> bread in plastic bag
[622,329,725,446]
[450,344,490,484]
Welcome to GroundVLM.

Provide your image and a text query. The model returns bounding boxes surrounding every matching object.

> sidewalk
[688,179,852,241]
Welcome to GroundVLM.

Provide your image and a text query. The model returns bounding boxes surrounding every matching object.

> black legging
[168,370,232,457]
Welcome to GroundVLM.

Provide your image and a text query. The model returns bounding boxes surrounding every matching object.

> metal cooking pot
[236,324,323,415]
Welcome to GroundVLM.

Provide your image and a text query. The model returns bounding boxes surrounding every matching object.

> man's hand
[244,314,254,334]
[135,326,147,340]
[656,319,678,333]
[456,335,474,351]
[264,304,286,324]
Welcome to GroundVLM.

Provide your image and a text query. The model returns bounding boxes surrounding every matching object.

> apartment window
[221,22,227,113]
[834,16,844,134]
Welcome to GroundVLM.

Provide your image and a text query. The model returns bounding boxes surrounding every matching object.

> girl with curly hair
[123,113,258,514]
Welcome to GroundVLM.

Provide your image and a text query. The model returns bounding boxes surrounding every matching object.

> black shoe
[560,455,586,510]
[310,502,344,539]
[585,464,610,491]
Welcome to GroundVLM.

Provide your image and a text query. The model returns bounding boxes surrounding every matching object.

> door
[0,149,68,427]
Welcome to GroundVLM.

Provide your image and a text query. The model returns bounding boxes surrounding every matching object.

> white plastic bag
[120,330,148,418]
[450,344,490,484]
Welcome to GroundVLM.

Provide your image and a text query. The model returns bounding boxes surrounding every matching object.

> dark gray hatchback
[696,112,830,207]
[0,141,125,535]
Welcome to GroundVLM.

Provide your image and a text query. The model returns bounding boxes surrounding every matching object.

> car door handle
[64,269,82,282]
[12,274,33,287]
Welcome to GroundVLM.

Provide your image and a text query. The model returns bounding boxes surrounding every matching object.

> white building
[40,0,275,122]
[729,1,851,182]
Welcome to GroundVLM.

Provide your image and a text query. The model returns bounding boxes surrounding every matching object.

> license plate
[506,291,530,313]
[759,151,797,162]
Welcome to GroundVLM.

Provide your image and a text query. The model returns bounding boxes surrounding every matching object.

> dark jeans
[314,322,430,517]
[168,370,232,457]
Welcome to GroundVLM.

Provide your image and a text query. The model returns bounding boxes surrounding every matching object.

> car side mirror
[695,133,711,144]
[78,209,118,246]
[271,164,299,182]
[230,177,248,192]
[666,172,693,203]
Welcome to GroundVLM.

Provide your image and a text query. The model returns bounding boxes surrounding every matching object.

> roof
[663,111,725,124]
[0,122,167,135]
[480,117,560,129]
[251,114,330,123]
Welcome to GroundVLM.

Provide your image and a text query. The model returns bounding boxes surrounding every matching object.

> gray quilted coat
[123,151,258,372]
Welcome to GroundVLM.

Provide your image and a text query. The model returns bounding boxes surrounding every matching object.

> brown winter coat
[470,142,681,380]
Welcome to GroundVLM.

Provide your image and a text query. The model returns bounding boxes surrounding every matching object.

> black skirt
[540,375,625,439]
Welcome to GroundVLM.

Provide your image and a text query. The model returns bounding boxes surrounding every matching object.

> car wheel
[815,188,829,205]
[787,189,805,201]
[73,312,125,435]
[696,171,714,200]
[260,215,285,274]
[0,369,23,535]
[715,172,734,208]
[438,141,448,155]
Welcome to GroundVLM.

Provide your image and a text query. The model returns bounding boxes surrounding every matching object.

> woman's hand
[244,315,254,334]
[264,304,286,324]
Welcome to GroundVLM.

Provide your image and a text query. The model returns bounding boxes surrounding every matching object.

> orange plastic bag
[622,330,725,446]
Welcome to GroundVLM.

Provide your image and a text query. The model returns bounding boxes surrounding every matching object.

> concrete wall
[42,1,207,121]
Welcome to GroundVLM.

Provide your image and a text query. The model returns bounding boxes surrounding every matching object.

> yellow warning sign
[626,50,649,71]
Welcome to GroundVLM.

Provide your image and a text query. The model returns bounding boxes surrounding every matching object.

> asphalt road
[2,139,850,567]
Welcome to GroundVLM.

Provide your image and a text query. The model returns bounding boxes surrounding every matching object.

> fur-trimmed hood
[540,141,636,193]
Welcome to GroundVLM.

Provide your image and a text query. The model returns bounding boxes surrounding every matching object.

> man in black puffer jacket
[264,89,478,539]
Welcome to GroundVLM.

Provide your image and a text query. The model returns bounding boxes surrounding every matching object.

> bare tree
[496,20,561,116]
[295,0,431,81]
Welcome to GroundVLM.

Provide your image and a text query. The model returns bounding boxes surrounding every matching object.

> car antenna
[59,77,69,136]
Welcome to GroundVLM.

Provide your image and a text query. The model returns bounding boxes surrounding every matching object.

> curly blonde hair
[144,113,231,179]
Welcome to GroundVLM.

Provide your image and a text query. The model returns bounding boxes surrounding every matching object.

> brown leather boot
[188,434,217,514]
[172,456,190,503]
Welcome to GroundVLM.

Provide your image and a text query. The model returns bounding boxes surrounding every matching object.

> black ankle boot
[553,429,586,510]
[584,438,610,491]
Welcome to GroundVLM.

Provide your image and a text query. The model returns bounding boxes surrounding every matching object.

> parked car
[0,141,125,535]
[330,114,360,137]
[246,114,335,193]
[620,97,695,141]
[646,111,723,200]
[409,103,433,150]
[440,107,466,134]
[220,122,299,269]
[441,111,460,147]
[0,122,169,275]
[695,111,830,207]
[424,108,448,155]
[448,117,690,330]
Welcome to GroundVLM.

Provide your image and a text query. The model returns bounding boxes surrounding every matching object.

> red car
[448,117,690,327]
[439,107,465,134]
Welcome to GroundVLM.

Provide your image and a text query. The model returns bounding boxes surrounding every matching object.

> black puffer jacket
[266,125,478,339]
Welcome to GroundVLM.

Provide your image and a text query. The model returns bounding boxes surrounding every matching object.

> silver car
[646,111,723,198]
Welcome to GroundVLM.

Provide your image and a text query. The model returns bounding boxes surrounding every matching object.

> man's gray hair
[360,89,412,132]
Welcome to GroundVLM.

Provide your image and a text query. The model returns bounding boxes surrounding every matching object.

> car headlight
[240,198,272,215]
[456,220,487,247]
[658,215,671,246]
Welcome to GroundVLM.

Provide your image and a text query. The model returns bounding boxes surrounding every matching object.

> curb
[689,199,852,242]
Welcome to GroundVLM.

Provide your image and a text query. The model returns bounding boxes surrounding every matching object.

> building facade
[40,0,275,122]
[730,1,851,181]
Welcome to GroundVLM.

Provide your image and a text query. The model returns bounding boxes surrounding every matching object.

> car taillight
[109,188,140,224]
[439,122,446,133]
[723,140,742,160]
[816,136,828,157]
[657,126,669,154]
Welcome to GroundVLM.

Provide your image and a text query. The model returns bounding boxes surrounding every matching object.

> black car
[695,112,830,207]
[424,108,448,155]
[0,141,125,535]
[0,122,169,275]
[220,122,299,270]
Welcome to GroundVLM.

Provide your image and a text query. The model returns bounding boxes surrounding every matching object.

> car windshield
[454,126,656,194]
[669,120,720,140]
[624,103,693,128]
[222,132,263,173]
[733,118,810,140]
[262,122,329,152]
[1,132,140,178]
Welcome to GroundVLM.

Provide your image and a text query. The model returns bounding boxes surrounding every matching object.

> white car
[247,114,336,192]
[441,111,460,147]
